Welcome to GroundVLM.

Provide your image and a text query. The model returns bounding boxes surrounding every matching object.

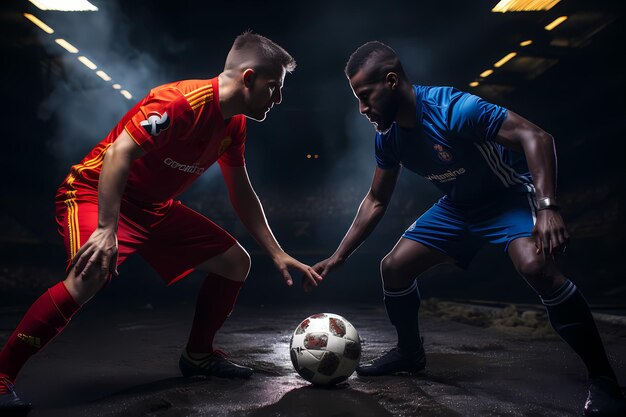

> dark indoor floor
[1,298,625,417]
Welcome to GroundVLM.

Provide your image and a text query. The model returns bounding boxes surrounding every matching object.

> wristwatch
[535,197,560,211]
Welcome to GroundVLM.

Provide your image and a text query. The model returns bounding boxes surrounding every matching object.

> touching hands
[272,252,323,288]
[302,256,344,293]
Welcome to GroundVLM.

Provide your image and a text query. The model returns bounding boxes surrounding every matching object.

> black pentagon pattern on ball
[317,351,340,376]
[329,317,346,337]
[290,348,299,371]
[343,339,361,361]
[297,365,316,382]
[291,348,316,382]
[304,332,328,349]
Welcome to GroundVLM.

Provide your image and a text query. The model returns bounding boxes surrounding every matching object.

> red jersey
[59,77,246,205]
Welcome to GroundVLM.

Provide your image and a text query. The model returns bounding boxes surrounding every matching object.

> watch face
[536,197,559,210]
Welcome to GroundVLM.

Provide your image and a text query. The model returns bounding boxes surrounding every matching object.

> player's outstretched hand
[272,252,323,288]
[71,227,119,281]
[533,209,570,259]
[303,256,344,293]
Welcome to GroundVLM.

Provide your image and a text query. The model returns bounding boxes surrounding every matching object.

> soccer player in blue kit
[308,41,625,416]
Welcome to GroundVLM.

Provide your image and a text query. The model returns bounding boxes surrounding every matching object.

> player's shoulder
[415,85,468,107]
[174,79,215,110]
[145,79,214,110]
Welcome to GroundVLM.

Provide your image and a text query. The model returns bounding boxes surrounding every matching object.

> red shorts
[55,189,236,285]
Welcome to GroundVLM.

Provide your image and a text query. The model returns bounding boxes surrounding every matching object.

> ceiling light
[23,13,54,34]
[494,52,517,68]
[520,40,533,47]
[480,69,494,78]
[120,90,132,100]
[77,56,97,70]
[545,16,568,31]
[29,0,98,11]
[96,70,111,81]
[55,38,78,53]
[469,81,479,87]
[492,0,560,13]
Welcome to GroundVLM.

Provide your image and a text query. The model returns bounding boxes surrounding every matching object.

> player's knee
[516,257,550,281]
[380,253,410,287]
[380,254,396,281]
[225,245,251,282]
[64,272,108,304]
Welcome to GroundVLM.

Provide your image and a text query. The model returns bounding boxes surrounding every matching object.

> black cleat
[583,376,626,417]
[179,349,253,379]
[356,346,426,376]
[0,378,31,415]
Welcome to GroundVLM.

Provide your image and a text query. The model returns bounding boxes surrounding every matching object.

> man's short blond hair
[225,31,296,74]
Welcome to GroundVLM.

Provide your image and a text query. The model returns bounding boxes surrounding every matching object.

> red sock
[0,282,80,383]
[186,274,243,354]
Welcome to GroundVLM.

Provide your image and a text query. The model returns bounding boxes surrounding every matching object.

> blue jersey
[375,85,533,202]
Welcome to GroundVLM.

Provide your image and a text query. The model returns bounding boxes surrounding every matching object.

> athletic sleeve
[218,116,246,167]
[374,131,400,169]
[124,87,195,152]
[448,91,508,142]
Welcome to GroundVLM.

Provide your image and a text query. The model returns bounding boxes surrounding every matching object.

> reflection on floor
[1,300,625,417]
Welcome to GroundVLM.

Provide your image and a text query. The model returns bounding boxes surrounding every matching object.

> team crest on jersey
[433,144,453,163]
[140,111,170,136]
[218,136,232,156]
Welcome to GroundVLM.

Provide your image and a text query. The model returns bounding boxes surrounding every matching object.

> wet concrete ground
[1,300,625,417]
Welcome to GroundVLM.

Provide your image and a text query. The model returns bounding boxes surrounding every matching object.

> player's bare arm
[306,166,400,292]
[69,130,144,298]
[220,164,322,287]
[495,111,569,258]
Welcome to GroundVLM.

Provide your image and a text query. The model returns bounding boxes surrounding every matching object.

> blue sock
[383,280,423,353]
[542,279,616,380]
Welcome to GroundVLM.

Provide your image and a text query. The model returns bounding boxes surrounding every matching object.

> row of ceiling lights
[469,0,567,87]
[23,11,133,100]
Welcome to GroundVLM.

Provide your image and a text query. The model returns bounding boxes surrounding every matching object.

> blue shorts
[402,192,536,268]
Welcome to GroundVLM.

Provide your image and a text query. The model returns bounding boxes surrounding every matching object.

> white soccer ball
[289,312,361,385]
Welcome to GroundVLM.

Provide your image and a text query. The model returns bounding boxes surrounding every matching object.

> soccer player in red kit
[0,32,322,413]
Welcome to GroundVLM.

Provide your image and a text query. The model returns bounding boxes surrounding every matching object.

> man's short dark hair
[229,31,297,73]
[345,41,405,80]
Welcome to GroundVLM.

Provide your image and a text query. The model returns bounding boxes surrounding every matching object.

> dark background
[0,0,624,309]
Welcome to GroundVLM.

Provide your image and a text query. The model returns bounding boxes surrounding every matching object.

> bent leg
[381,238,453,353]
[357,239,453,376]
[0,280,81,385]
[186,243,251,354]
[509,237,615,380]
[139,202,247,354]
[0,196,126,385]
[177,244,253,378]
